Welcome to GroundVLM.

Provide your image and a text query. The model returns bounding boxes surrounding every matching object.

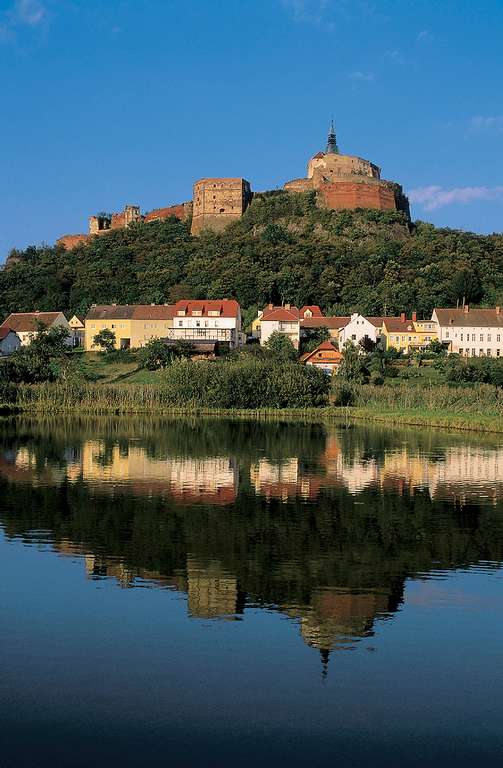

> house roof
[85,304,176,321]
[434,307,503,328]
[0,312,64,332]
[382,318,415,333]
[69,314,85,326]
[173,299,240,318]
[261,305,300,322]
[300,341,342,363]
[366,316,390,327]
[0,326,17,340]
[300,316,351,329]
[299,305,323,318]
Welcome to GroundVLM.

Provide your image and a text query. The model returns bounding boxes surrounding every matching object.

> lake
[1,416,502,767]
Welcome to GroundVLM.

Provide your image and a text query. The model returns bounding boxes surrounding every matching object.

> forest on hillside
[1,191,502,327]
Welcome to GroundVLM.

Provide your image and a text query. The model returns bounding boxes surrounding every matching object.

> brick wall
[57,234,90,250]
[318,181,397,211]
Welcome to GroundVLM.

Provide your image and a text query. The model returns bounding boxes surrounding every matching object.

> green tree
[138,338,173,370]
[93,328,116,353]
[265,331,298,361]
[337,342,369,384]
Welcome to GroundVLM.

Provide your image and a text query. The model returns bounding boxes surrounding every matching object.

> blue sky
[1,0,503,260]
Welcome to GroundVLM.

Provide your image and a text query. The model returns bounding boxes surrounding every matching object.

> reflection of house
[187,558,243,619]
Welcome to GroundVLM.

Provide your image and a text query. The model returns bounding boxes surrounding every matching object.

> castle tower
[191,178,252,235]
[326,119,339,154]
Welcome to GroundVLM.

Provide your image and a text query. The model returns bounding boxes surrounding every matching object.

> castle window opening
[219,208,225,213]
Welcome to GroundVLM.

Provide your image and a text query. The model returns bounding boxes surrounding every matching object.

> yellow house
[382,314,438,353]
[84,304,175,350]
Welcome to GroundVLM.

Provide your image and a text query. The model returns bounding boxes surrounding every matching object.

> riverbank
[2,386,503,433]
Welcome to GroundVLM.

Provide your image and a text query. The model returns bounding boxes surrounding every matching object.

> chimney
[400,312,406,323]
[464,304,469,314]
[412,311,417,322]
[285,303,291,310]
[151,303,155,306]
[496,306,501,315]
[268,303,273,310]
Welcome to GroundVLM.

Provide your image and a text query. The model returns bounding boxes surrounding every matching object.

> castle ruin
[56,121,410,249]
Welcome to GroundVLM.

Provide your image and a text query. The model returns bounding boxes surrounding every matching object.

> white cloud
[417,29,433,42]
[469,116,503,134]
[349,70,375,82]
[281,0,329,24]
[13,0,46,25]
[409,185,503,210]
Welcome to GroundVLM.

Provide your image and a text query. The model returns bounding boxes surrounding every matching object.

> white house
[257,305,300,349]
[339,314,385,347]
[432,306,503,357]
[0,327,21,356]
[0,311,71,347]
[168,300,243,349]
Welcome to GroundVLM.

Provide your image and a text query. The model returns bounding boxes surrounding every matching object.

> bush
[332,381,356,406]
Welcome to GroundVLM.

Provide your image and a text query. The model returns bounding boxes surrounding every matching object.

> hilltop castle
[57,122,409,249]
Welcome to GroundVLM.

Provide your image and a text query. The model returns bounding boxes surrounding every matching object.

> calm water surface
[1,416,502,767]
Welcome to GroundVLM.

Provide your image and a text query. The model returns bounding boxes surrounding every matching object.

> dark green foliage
[1,195,502,321]
[2,323,70,384]
[157,358,330,408]
[264,331,298,361]
[300,326,331,354]
[337,342,369,384]
[444,355,503,387]
[137,338,193,370]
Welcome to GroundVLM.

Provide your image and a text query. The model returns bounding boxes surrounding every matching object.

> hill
[1,191,502,326]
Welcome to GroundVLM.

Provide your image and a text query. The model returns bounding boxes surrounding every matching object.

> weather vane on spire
[326,117,339,154]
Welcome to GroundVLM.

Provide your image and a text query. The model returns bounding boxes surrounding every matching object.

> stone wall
[191,178,251,235]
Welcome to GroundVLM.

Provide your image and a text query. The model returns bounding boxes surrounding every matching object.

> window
[460,333,463,341]
[446,331,450,339]
[472,348,476,356]
[196,321,200,327]
[480,334,484,341]
[459,348,463,356]
[497,350,501,357]
[498,334,501,342]
[472,334,475,341]
[178,321,183,327]
[488,334,492,342]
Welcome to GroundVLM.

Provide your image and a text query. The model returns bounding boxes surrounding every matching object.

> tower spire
[326,118,339,154]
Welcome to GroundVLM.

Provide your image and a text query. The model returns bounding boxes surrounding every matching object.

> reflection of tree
[1,416,503,662]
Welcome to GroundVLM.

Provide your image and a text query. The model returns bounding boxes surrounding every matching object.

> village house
[257,305,301,349]
[382,313,438,353]
[300,341,342,375]
[338,314,386,347]
[68,314,85,347]
[432,306,503,357]
[84,304,176,350]
[300,314,351,343]
[0,326,21,356]
[168,299,243,349]
[0,311,71,346]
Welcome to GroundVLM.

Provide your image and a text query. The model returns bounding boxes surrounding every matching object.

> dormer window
[191,310,203,316]
[177,310,186,316]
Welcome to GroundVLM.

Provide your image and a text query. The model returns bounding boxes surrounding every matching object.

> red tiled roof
[299,305,323,318]
[0,326,16,340]
[0,312,64,332]
[173,299,240,318]
[261,305,299,322]
[434,307,503,328]
[300,341,342,363]
[85,304,176,321]
[300,316,350,329]
[382,318,415,333]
